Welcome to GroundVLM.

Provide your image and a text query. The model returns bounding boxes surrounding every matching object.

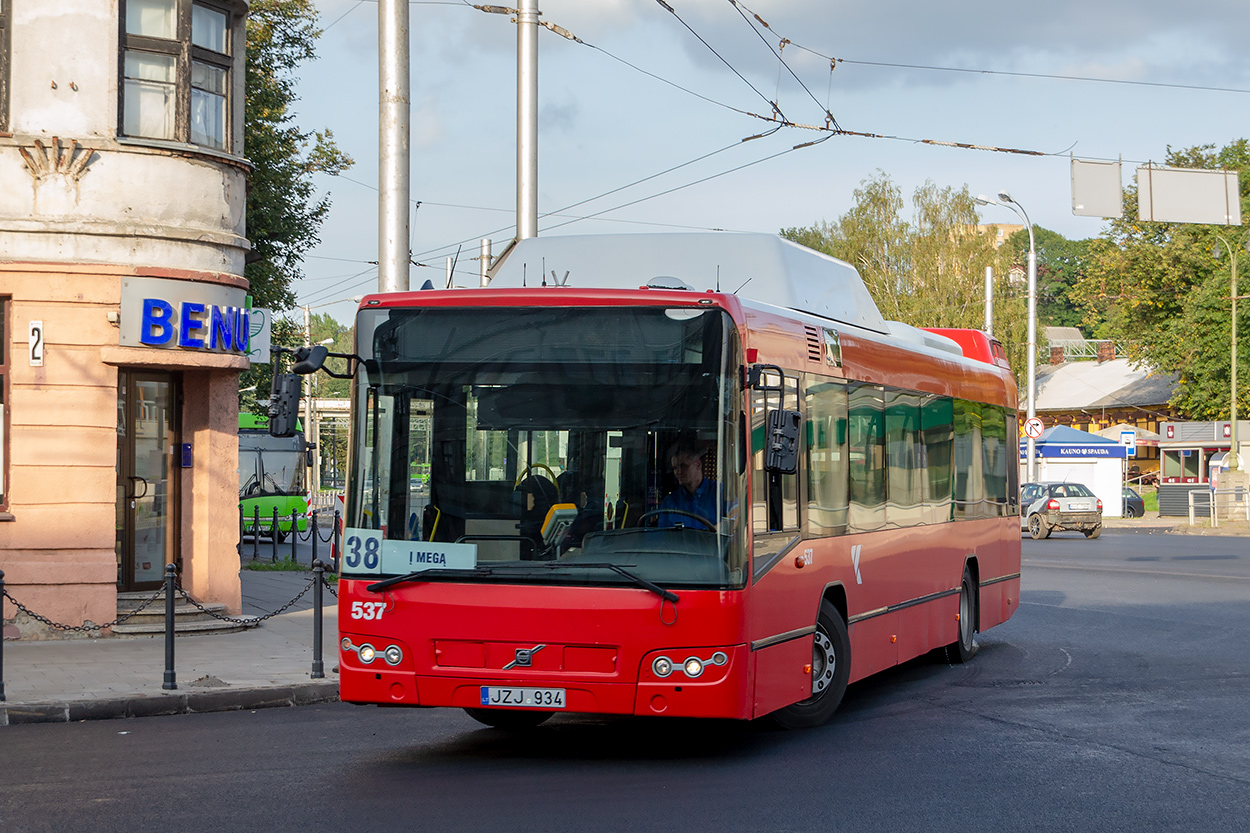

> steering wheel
[515,464,558,489]
[638,508,716,531]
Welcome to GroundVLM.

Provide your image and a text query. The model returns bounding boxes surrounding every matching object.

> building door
[116,371,179,591]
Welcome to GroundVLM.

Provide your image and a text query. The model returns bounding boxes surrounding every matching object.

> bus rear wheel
[463,708,554,729]
[771,599,850,729]
[945,566,978,663]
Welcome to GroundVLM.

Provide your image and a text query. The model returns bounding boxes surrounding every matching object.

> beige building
[2,0,251,638]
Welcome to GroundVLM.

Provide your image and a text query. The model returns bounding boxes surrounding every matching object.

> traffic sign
[1024,417,1044,439]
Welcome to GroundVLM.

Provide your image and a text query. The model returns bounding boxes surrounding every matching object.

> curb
[0,681,340,726]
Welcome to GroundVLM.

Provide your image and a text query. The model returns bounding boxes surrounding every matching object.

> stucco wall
[1,263,246,637]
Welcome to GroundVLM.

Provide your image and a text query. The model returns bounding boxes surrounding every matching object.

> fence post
[310,513,320,566]
[333,508,342,574]
[311,559,326,679]
[252,506,260,559]
[271,506,280,562]
[0,569,6,702]
[238,504,244,555]
[291,510,299,562]
[163,563,177,691]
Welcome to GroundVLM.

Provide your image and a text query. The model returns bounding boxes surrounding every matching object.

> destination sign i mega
[342,528,478,575]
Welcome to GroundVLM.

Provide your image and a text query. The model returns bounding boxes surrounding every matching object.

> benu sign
[120,277,249,354]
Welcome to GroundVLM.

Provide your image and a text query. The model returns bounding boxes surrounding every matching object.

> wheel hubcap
[811,630,836,695]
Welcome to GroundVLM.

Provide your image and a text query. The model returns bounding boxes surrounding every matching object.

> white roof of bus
[488,232,891,334]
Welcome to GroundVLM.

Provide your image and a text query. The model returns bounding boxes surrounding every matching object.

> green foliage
[1074,139,1250,419]
[781,171,1029,386]
[1002,227,1096,331]
[244,0,353,312]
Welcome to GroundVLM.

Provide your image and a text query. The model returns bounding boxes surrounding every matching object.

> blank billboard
[1138,165,1241,225]
[1071,158,1123,218]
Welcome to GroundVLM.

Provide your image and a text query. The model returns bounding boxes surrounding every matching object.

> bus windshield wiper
[365,561,678,603]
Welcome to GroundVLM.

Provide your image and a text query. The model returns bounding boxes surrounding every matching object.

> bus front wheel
[464,708,554,729]
[771,599,850,729]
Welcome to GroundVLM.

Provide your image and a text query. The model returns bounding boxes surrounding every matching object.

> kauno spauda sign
[120,276,252,355]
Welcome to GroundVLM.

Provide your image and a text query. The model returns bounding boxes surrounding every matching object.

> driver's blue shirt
[657,478,720,528]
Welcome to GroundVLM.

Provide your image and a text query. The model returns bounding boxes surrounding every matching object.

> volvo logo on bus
[503,644,545,670]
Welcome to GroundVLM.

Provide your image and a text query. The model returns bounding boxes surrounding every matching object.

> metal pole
[480,238,493,286]
[163,563,177,690]
[311,513,319,566]
[517,0,539,240]
[378,0,411,292]
[311,560,326,679]
[1232,245,1240,470]
[1025,224,1038,483]
[291,510,299,562]
[271,506,279,562]
[252,505,260,560]
[0,570,6,702]
[984,266,994,335]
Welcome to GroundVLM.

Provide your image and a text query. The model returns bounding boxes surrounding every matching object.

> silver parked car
[1020,481,1104,540]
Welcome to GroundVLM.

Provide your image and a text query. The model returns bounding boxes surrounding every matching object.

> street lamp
[977,192,1038,482]
[1213,233,1250,471]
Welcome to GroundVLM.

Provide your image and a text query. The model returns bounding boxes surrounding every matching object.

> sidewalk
[1,571,338,725]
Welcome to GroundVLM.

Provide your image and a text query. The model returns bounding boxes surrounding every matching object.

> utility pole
[378,0,410,292]
[517,0,539,240]
[303,306,316,495]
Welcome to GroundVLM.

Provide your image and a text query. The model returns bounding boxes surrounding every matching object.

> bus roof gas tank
[487,233,889,335]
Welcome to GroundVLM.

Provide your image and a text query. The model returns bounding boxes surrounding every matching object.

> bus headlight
[652,657,673,677]
[384,645,403,666]
[358,643,377,664]
[683,657,705,678]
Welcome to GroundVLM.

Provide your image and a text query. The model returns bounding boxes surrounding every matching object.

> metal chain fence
[1,584,166,634]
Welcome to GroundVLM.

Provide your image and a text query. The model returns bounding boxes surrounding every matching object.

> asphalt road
[3,530,1248,833]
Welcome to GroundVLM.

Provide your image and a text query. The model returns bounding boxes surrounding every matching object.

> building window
[1,297,9,511]
[1,0,11,133]
[120,0,238,151]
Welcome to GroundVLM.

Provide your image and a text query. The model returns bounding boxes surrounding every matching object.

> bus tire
[463,708,554,729]
[945,566,978,664]
[771,599,850,730]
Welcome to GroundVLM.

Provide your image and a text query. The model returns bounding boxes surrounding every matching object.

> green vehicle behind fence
[239,413,310,542]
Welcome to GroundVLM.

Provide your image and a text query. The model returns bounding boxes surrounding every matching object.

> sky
[290,0,1250,324]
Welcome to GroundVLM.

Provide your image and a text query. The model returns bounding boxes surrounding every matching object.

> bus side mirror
[268,373,301,437]
[764,408,800,474]
[292,345,328,374]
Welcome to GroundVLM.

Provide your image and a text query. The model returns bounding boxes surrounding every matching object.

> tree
[244,0,353,311]
[1002,227,1095,331]
[781,172,1030,384]
[1074,139,1250,419]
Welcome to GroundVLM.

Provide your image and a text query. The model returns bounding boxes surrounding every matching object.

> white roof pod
[487,232,891,335]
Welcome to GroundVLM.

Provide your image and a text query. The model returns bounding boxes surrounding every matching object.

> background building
[2,0,250,637]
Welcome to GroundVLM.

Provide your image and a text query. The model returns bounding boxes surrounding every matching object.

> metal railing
[1188,488,1250,527]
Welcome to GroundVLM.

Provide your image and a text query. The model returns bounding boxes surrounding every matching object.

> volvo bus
[328,233,1020,728]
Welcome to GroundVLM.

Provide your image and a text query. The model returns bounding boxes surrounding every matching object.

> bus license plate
[480,686,565,709]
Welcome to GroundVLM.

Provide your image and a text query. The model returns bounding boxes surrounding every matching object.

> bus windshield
[239,429,306,498]
[345,305,747,590]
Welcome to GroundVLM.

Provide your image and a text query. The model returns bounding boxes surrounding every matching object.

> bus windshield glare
[344,305,747,590]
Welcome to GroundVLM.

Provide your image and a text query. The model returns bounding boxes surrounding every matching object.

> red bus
[333,233,1020,728]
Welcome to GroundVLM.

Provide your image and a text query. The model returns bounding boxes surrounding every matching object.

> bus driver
[656,438,726,529]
